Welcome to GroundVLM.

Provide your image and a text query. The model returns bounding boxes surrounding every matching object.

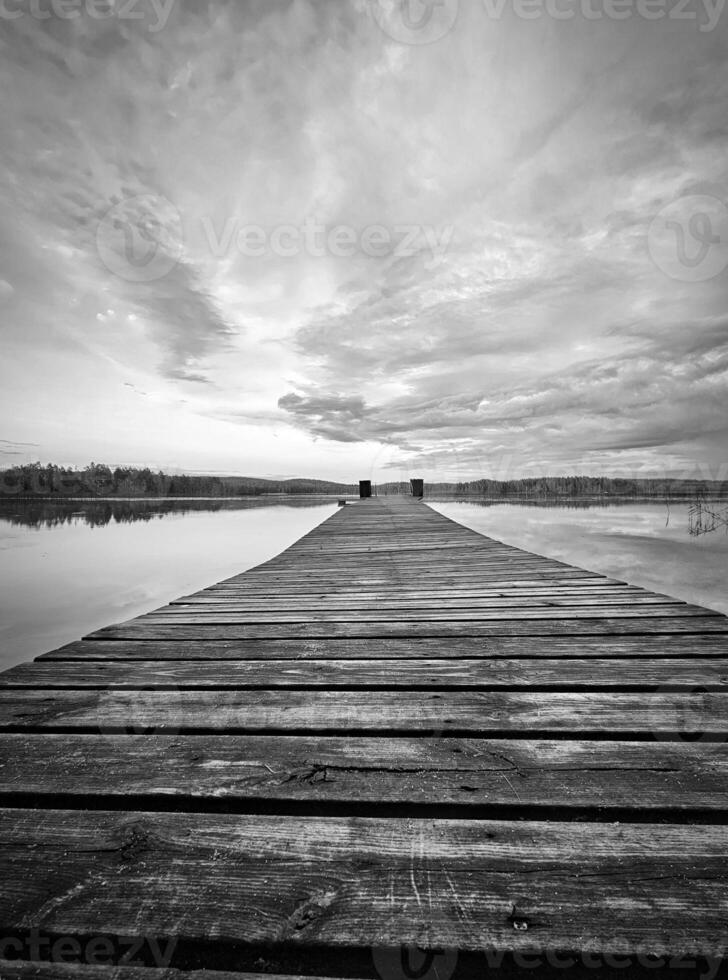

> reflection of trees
[429,495,726,511]
[0,497,336,530]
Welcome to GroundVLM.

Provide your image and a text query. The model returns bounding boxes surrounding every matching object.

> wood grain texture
[36,635,728,661]
[174,583,642,601]
[0,809,726,957]
[4,657,727,689]
[0,964,324,980]
[87,618,728,640]
[0,689,725,737]
[169,592,679,609]
[127,604,714,624]
[1,735,726,813]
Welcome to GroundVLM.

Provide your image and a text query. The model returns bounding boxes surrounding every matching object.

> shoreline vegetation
[1,461,727,500]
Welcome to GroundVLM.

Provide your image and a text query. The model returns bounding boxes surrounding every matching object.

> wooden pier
[1,496,727,979]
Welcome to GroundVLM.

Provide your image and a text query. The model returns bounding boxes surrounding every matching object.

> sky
[1,0,728,483]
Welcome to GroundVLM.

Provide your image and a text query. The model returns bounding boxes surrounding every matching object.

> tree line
[379,476,728,496]
[1,463,726,499]
[0,463,357,498]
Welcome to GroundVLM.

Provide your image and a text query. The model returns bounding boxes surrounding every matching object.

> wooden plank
[129,604,713,623]
[87,618,728,640]
[0,810,725,960]
[0,964,321,980]
[3,658,728,690]
[36,635,728,661]
[171,588,673,605]
[230,562,592,575]
[263,547,555,560]
[1,690,725,737]
[193,568,614,581]
[164,591,684,619]
[1,735,726,813]
[239,563,589,575]
[200,573,622,591]
[171,590,654,606]
[230,553,590,566]
[242,556,550,565]
[187,577,629,591]
[210,574,609,589]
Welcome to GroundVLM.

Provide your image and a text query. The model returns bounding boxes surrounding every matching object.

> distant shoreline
[2,464,727,500]
[2,492,727,502]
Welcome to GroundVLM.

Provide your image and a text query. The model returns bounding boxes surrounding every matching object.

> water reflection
[0,495,346,530]
[0,497,339,670]
[427,494,728,512]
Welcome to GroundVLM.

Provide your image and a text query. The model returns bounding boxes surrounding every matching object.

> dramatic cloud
[1,0,727,479]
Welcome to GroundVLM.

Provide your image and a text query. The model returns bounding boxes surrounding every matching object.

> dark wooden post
[410,478,424,498]
[359,480,372,498]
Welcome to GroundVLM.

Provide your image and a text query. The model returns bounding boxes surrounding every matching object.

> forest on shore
[0,463,356,497]
[1,462,726,499]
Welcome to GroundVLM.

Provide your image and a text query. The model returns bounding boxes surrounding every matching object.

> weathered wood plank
[159,596,690,614]
[172,587,648,610]
[244,571,588,583]
[3,658,727,690]
[37,635,728,661]
[87,618,728,640]
[0,964,320,980]
[200,573,622,591]
[185,577,629,591]
[0,810,725,958]
[255,560,571,570]
[129,604,713,624]
[1,735,725,813]
[171,589,674,607]
[0,690,725,737]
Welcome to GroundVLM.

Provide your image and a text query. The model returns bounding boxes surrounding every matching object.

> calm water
[1,496,726,673]
[0,497,339,670]
[429,499,728,617]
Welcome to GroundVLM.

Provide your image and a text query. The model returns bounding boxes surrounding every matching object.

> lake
[0,495,726,672]
[0,497,340,671]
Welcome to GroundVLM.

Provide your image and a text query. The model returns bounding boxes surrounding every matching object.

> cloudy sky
[1,0,727,482]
